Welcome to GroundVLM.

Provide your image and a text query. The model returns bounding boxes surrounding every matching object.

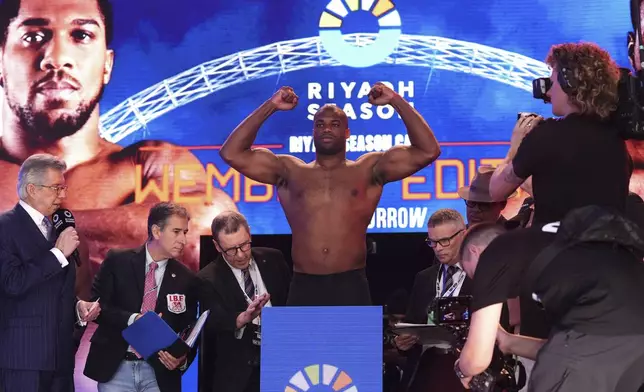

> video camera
[430,296,526,392]
[531,0,644,141]
[532,69,644,140]
[613,0,644,140]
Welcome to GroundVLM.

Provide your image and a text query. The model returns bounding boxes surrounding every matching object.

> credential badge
[166,294,186,314]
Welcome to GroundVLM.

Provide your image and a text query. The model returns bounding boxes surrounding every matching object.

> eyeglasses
[464,200,498,211]
[425,229,464,248]
[220,241,251,257]
[36,184,68,194]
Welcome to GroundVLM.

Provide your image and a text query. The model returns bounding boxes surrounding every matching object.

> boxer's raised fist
[270,86,299,110]
[368,82,397,106]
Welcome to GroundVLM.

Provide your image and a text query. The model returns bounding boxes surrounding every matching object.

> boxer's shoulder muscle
[0,156,22,211]
[110,139,204,176]
[627,139,644,163]
[114,139,238,209]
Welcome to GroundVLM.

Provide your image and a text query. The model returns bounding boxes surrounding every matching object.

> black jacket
[84,246,199,392]
[196,247,291,392]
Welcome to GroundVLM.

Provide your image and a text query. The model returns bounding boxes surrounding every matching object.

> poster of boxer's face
[0,0,633,389]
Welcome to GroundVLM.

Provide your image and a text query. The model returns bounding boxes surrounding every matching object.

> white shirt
[224,258,271,339]
[125,245,169,357]
[127,246,187,368]
[127,245,169,326]
[19,200,68,267]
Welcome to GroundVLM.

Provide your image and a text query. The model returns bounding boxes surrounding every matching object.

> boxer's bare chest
[278,163,383,226]
[62,158,137,209]
[0,162,21,211]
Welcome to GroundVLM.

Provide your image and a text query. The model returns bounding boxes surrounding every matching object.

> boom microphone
[52,208,80,266]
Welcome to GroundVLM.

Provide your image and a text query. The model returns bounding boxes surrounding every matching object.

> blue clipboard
[122,312,179,360]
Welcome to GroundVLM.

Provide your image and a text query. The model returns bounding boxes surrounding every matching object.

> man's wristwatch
[454,359,467,379]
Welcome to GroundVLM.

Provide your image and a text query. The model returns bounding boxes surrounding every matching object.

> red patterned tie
[133,261,158,358]
[141,261,158,313]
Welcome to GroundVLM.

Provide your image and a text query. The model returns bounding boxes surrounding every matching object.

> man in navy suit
[0,153,100,392]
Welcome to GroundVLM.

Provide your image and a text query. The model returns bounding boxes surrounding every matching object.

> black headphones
[557,65,576,95]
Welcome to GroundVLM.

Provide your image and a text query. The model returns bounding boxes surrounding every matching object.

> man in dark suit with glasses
[196,211,291,392]
[395,209,471,392]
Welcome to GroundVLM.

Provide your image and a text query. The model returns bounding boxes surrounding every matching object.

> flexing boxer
[220,83,441,305]
[0,0,236,283]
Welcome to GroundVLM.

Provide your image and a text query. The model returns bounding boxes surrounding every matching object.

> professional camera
[533,69,644,140]
[383,315,396,347]
[430,296,526,392]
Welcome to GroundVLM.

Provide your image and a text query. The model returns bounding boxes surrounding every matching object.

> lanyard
[240,263,261,326]
[435,264,466,298]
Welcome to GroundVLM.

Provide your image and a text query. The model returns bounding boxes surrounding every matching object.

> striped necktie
[242,267,256,300]
[442,265,458,295]
[41,217,53,241]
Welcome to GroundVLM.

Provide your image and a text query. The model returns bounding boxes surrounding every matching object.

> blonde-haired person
[489,42,630,227]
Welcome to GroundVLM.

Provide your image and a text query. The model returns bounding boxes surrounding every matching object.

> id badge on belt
[252,316,261,346]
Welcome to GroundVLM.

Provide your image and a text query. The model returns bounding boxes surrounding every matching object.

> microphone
[52,208,81,266]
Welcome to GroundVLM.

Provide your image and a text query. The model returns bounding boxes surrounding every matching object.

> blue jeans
[97,360,160,392]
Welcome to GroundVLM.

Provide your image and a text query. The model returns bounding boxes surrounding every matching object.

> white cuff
[128,313,139,326]
[50,248,69,268]
[76,301,87,326]
[235,325,246,339]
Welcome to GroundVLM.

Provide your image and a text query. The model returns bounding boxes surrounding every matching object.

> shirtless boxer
[220,84,441,306]
[0,0,236,290]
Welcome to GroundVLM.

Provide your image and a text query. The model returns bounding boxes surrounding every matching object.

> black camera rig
[532,68,644,140]
[430,296,526,392]
[531,0,644,143]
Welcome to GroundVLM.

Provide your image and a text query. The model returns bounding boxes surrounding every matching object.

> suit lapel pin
[171,273,176,278]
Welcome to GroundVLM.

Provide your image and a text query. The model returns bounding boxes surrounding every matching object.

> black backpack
[524,205,644,294]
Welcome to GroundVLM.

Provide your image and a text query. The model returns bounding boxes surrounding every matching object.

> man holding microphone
[0,153,100,392]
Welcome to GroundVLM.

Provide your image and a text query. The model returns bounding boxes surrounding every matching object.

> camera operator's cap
[458,166,517,202]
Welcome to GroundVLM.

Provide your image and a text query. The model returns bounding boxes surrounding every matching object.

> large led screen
[0,0,635,390]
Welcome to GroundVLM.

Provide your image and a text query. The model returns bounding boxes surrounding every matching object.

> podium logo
[318,0,402,68]
[284,364,358,392]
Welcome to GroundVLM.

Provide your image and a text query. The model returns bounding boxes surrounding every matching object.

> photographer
[454,216,644,391]
[489,42,630,226]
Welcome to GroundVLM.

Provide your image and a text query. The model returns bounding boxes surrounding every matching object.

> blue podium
[261,306,383,392]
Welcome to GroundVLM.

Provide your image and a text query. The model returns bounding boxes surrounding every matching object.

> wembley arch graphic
[318,0,402,68]
[97,32,550,143]
[284,364,358,392]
